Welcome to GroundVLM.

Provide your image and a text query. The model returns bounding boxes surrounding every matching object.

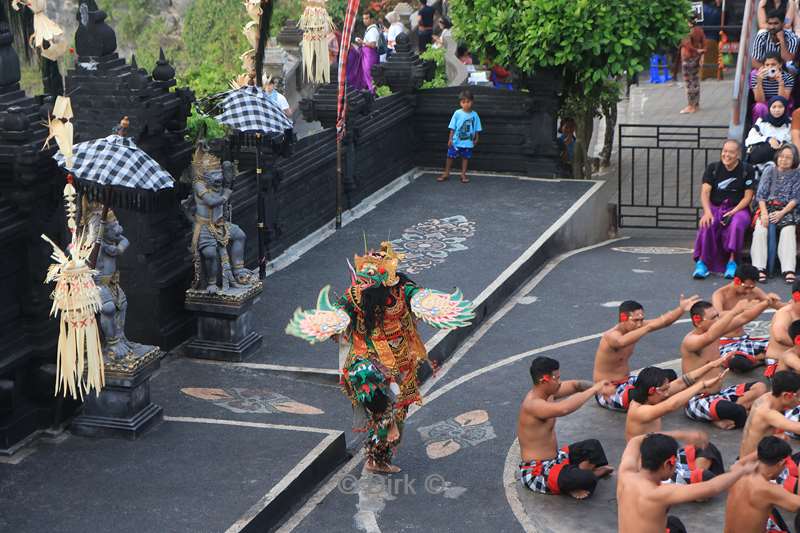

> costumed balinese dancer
[712,264,783,373]
[765,282,800,377]
[286,242,474,473]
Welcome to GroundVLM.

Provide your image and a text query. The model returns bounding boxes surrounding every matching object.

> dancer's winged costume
[286,242,474,469]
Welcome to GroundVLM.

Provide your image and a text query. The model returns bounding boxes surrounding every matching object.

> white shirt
[365,25,380,45]
[388,22,405,48]
[266,89,291,114]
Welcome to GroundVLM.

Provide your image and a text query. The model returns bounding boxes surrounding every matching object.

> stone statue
[82,203,159,366]
[183,146,255,294]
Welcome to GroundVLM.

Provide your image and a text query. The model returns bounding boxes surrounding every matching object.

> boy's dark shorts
[447,146,473,159]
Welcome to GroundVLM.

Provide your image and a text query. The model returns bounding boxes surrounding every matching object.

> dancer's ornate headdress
[354,241,405,287]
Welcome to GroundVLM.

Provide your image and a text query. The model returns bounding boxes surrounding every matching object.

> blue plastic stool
[649,54,671,83]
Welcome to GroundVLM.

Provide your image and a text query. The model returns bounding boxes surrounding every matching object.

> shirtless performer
[618,433,756,533]
[725,436,800,533]
[593,295,699,412]
[741,371,800,494]
[681,299,770,429]
[775,320,800,374]
[712,264,783,373]
[517,356,614,499]
[626,365,728,484]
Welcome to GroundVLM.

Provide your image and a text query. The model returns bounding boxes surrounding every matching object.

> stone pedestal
[184,282,264,362]
[71,351,164,440]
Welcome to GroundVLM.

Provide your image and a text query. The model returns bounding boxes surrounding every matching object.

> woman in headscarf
[745,95,793,165]
[680,24,706,114]
[751,143,800,283]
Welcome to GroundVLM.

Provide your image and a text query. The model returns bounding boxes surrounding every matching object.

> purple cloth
[693,200,751,273]
[346,45,377,92]
[752,101,769,122]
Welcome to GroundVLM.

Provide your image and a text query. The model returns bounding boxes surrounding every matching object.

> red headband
[793,291,800,303]
[648,386,657,395]
[620,312,628,322]
[666,455,677,468]
[691,314,702,325]
[540,375,551,383]
[795,335,800,347]
[733,277,742,286]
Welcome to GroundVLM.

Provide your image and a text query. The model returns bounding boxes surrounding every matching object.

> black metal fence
[617,123,730,229]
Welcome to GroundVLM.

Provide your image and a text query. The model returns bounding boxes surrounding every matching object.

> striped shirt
[750,70,795,98]
[750,30,799,62]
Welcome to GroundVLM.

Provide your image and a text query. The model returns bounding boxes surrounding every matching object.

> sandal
[785,272,796,284]
[460,175,470,183]
[758,270,768,283]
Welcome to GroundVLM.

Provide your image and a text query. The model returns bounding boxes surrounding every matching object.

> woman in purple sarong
[347,11,380,92]
[693,140,756,279]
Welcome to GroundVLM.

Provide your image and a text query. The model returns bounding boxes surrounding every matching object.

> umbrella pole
[336,138,343,230]
[256,133,266,279]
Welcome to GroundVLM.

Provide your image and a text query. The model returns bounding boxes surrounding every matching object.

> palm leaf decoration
[410,288,475,329]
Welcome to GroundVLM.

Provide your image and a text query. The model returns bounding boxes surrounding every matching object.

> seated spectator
[456,44,473,65]
[758,0,797,31]
[751,52,794,120]
[417,0,435,52]
[751,9,798,69]
[746,95,792,164]
[264,77,292,117]
[385,12,405,53]
[751,144,800,283]
[693,140,756,279]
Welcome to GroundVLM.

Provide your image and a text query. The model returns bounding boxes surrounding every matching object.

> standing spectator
[692,140,756,279]
[264,77,292,117]
[437,89,482,184]
[417,0,435,51]
[701,0,723,80]
[385,12,405,53]
[745,95,792,164]
[750,144,800,283]
[557,118,577,174]
[347,11,380,92]
[758,0,797,31]
[751,10,798,68]
[680,25,706,114]
[751,52,794,120]
[432,16,452,48]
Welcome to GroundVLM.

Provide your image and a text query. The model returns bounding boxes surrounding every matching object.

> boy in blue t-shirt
[437,90,482,184]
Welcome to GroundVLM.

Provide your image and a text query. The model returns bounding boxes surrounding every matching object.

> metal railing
[730,0,758,140]
[617,124,730,229]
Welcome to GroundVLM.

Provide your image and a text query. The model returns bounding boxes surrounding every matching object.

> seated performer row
[517,279,800,532]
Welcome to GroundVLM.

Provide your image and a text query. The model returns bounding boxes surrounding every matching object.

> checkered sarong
[685,383,748,422]
[665,443,722,485]
[783,406,800,439]
[217,86,293,133]
[719,335,769,363]
[519,447,569,494]
[594,375,636,411]
[54,135,173,191]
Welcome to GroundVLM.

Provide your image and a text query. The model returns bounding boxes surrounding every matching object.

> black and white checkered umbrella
[54,134,174,191]
[216,86,293,134]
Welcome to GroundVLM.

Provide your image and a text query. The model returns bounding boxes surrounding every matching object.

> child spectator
[745,95,792,165]
[437,89,482,184]
[456,44,473,65]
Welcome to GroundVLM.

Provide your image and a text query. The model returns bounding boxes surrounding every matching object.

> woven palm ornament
[298,0,334,84]
[41,176,104,399]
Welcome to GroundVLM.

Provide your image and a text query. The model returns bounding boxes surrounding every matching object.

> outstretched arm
[554,380,593,399]
[646,295,700,332]
[661,459,756,505]
[752,287,785,310]
[633,377,715,422]
[666,356,729,395]
[605,327,654,350]
[728,299,771,331]
[532,381,609,419]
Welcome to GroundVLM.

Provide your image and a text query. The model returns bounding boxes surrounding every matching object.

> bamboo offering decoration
[12,0,69,60]
[298,0,334,84]
[42,95,74,168]
[41,175,104,399]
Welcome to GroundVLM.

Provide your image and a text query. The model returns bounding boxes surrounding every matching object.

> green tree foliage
[419,45,447,89]
[450,0,691,177]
